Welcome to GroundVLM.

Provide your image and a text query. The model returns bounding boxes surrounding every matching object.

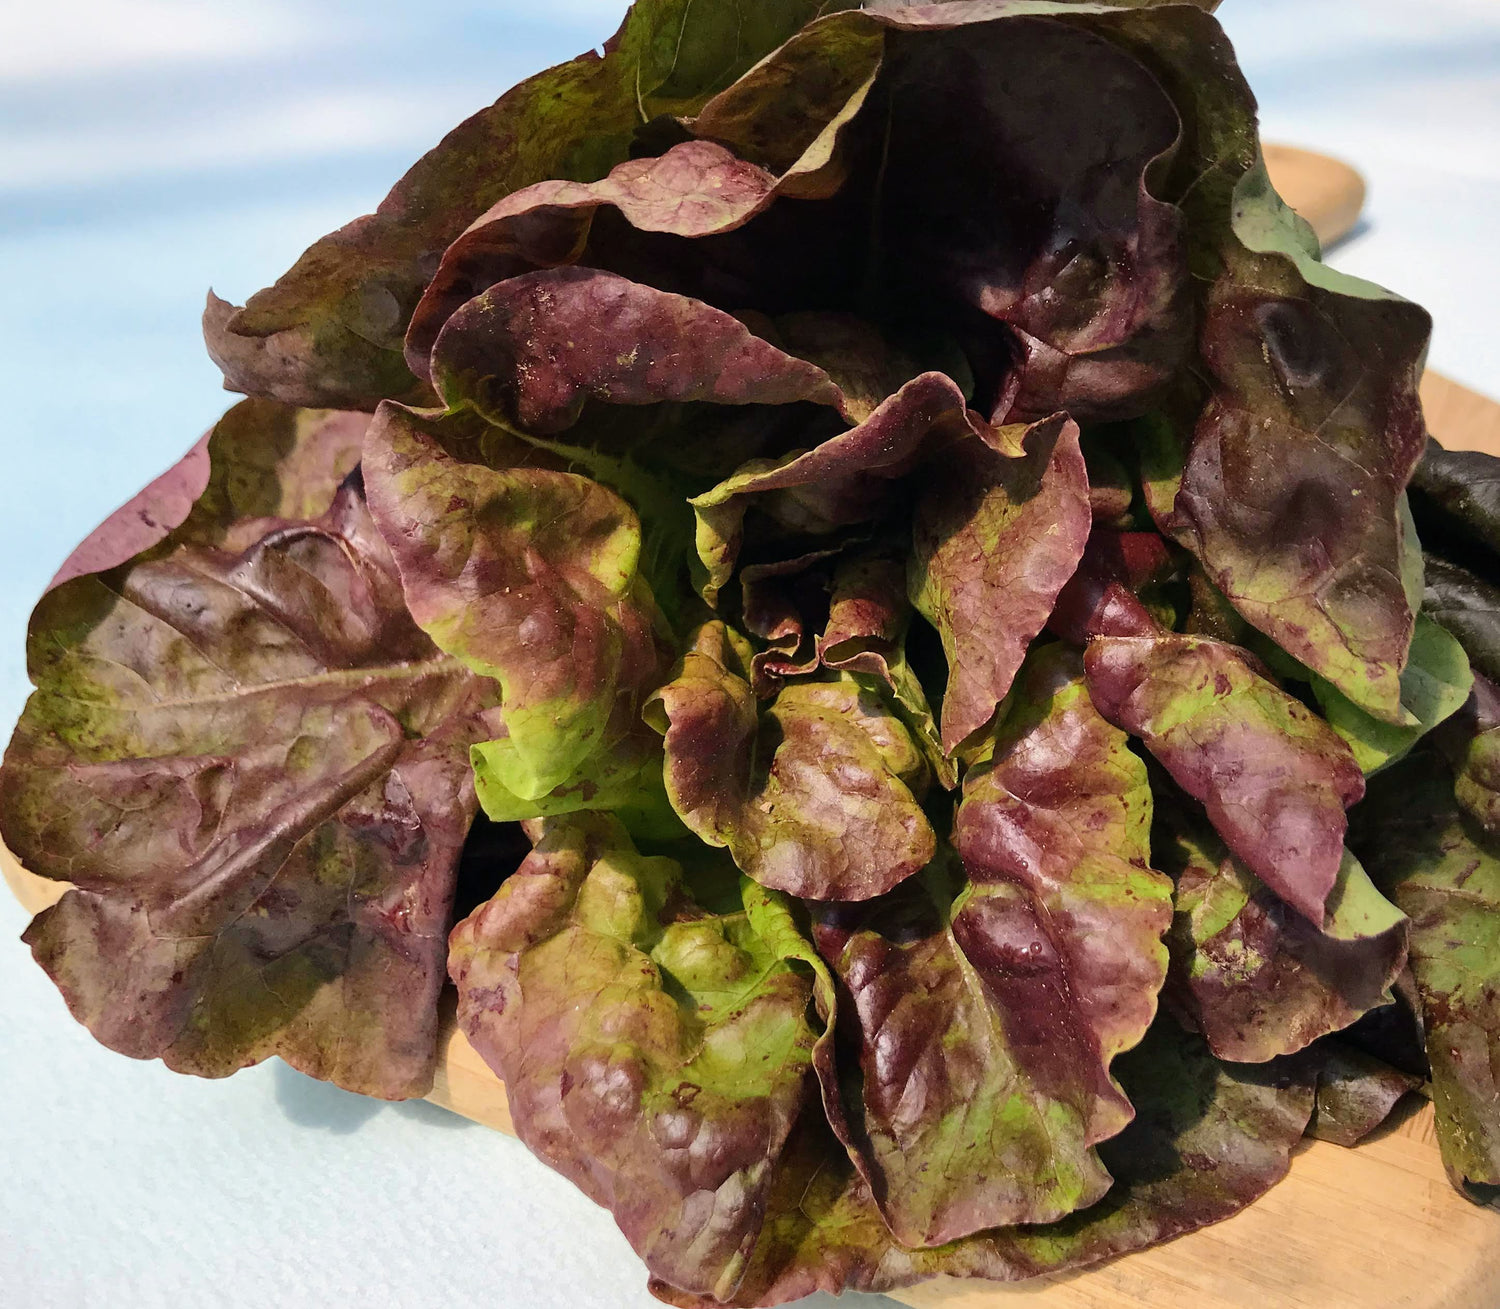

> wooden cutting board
[5,147,1500,1308]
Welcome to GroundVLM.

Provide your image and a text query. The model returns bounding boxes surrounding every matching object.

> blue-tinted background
[2,2,1497,1305]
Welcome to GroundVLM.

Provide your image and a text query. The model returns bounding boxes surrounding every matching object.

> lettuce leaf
[1087,628,1365,925]
[2,402,495,1097]
[1351,754,1500,1192]
[449,812,832,1300]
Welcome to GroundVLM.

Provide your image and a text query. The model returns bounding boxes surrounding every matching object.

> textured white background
[1,2,1497,1306]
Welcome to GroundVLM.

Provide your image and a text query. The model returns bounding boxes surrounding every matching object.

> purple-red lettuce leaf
[739,550,839,694]
[1085,626,1366,925]
[1302,1039,1422,1148]
[1311,612,1472,775]
[362,401,673,825]
[47,400,372,588]
[430,263,843,434]
[802,645,1172,1247]
[862,7,1192,423]
[1409,438,1500,567]
[692,373,1022,607]
[810,855,1116,1247]
[407,59,881,372]
[1155,795,1407,1063]
[206,0,848,409]
[954,643,1173,1117]
[649,1017,1315,1308]
[1163,158,1431,725]
[1424,555,1500,686]
[448,812,834,1301]
[819,548,953,787]
[1048,527,1179,646]
[2,401,496,1098]
[910,414,1092,752]
[645,622,933,901]
[1350,753,1500,1192]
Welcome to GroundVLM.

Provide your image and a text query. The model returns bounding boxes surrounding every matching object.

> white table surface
[1,2,1497,1306]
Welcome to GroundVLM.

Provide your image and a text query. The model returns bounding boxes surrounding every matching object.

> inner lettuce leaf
[1155,796,1408,1063]
[691,374,1026,607]
[649,1018,1315,1308]
[1085,625,1366,925]
[910,414,1092,752]
[447,812,834,1300]
[206,0,853,409]
[645,623,934,901]
[2,401,498,1098]
[361,401,673,817]
[1350,754,1500,1193]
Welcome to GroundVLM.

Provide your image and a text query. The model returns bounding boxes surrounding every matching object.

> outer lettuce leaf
[448,813,832,1300]
[1351,754,1500,1191]
[206,0,846,408]
[1157,798,1407,1062]
[650,1019,1315,1308]
[1085,628,1365,924]
[911,414,1091,751]
[1425,555,1500,684]
[48,435,211,587]
[1312,612,1472,774]
[686,15,885,183]
[48,399,371,587]
[1167,160,1431,725]
[362,401,671,814]
[1439,677,1500,836]
[1409,438,1500,564]
[1303,1040,1422,1148]
[645,623,934,900]
[2,403,494,1098]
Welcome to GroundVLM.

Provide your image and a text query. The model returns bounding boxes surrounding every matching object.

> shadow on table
[272,1059,476,1133]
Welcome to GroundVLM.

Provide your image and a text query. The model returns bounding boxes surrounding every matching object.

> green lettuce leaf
[1156,796,1407,1062]
[362,401,671,814]
[650,1018,1315,1307]
[1312,613,1472,774]
[448,812,832,1300]
[645,623,934,900]
[1351,754,1500,1192]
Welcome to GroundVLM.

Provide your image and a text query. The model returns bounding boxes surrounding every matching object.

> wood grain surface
[5,147,1499,1307]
